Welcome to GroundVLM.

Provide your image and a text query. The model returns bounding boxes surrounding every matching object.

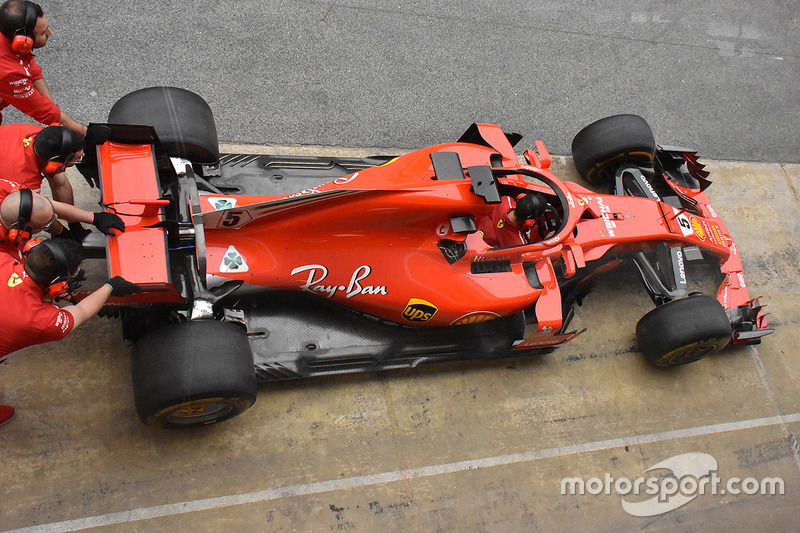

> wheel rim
[662,337,729,365]
[161,398,234,426]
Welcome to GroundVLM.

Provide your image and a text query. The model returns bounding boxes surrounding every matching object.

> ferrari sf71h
[76,87,772,428]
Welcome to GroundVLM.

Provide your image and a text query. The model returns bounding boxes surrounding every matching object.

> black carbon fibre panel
[239,291,532,381]
[213,154,395,196]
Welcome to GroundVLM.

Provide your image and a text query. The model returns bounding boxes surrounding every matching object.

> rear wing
[93,137,184,303]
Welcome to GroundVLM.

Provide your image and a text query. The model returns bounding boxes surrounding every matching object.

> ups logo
[402,298,438,322]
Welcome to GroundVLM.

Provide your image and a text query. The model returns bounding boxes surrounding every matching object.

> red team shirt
[477,196,530,248]
[1,177,73,359]
[0,124,44,191]
[0,250,74,359]
[0,34,61,126]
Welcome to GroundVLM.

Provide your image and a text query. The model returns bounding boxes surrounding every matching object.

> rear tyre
[571,114,656,184]
[131,320,256,429]
[108,86,220,164]
[636,295,732,367]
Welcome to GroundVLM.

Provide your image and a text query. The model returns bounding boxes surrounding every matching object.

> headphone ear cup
[44,160,65,174]
[8,227,32,247]
[21,237,41,255]
[45,280,69,299]
[12,3,36,54]
[11,34,33,53]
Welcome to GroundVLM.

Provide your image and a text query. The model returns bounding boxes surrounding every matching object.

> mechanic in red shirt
[0,180,125,247]
[478,192,548,248]
[0,238,139,425]
[0,123,96,204]
[0,1,86,136]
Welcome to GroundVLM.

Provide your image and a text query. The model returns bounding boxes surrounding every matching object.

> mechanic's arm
[31,77,53,100]
[45,172,75,205]
[30,80,88,136]
[45,219,65,236]
[51,201,93,224]
[57,112,88,137]
[0,74,61,124]
[63,277,140,327]
[64,283,112,327]
[51,201,126,235]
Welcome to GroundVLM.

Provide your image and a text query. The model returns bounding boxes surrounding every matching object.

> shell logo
[691,218,705,240]
[452,312,500,325]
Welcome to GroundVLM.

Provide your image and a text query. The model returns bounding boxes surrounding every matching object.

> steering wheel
[536,204,562,240]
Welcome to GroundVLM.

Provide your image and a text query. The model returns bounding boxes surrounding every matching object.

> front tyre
[571,114,656,184]
[131,320,257,429]
[635,295,732,367]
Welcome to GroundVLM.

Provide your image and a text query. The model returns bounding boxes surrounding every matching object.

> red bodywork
[99,124,770,347]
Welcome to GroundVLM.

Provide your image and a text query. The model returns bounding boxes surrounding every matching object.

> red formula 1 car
[77,87,772,429]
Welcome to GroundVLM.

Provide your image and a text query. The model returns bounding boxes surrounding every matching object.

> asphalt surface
[2,0,798,161]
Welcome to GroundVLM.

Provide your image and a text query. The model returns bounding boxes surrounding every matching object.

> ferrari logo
[7,273,23,287]
[496,220,504,229]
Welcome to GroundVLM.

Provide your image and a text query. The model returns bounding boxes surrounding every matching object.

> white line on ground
[748,346,800,471]
[7,412,799,533]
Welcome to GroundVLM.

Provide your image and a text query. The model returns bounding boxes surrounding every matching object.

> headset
[10,2,36,54]
[23,238,75,299]
[43,127,79,175]
[7,187,33,246]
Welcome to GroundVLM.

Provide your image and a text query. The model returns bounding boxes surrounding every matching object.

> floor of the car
[237,291,536,381]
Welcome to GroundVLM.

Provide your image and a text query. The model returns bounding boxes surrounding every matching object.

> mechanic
[478,192,548,248]
[0,182,126,251]
[0,1,86,135]
[0,123,110,203]
[0,238,140,426]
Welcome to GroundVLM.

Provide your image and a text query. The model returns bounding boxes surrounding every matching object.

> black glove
[67,269,86,293]
[55,222,92,242]
[92,212,126,235]
[105,276,140,297]
[84,124,111,146]
[51,226,71,240]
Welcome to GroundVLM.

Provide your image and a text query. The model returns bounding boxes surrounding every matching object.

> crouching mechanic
[0,239,139,425]
[478,192,549,248]
[0,183,124,247]
[0,123,110,205]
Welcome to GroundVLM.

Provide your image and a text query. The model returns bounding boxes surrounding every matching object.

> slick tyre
[131,320,256,429]
[571,114,656,184]
[636,295,732,367]
[108,86,219,164]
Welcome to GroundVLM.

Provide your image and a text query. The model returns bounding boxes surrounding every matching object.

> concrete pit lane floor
[1,146,798,532]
